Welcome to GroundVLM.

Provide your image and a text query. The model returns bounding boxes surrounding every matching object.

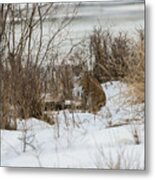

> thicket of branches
[0,3,79,129]
[90,28,144,103]
[89,28,144,83]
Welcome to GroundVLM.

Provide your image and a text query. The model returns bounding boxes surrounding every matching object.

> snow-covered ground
[1,81,145,169]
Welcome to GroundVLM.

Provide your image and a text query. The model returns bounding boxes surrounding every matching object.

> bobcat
[79,72,106,113]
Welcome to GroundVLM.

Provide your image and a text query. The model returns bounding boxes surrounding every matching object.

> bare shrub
[90,29,132,82]
[0,3,79,129]
[89,28,144,104]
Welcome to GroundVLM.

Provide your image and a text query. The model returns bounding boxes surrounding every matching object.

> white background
[0,0,154,179]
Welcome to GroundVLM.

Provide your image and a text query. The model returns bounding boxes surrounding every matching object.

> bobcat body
[73,72,106,113]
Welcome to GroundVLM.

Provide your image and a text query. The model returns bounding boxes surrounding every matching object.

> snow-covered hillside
[1,81,145,169]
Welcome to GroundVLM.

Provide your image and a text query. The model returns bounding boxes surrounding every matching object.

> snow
[1,81,145,169]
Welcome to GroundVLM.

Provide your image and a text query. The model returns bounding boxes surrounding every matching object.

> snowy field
[1,81,145,169]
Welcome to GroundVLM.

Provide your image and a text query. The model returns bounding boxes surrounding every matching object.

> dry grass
[89,28,144,104]
[94,146,143,170]
[121,29,144,104]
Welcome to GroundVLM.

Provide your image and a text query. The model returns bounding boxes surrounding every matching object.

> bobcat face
[73,72,106,113]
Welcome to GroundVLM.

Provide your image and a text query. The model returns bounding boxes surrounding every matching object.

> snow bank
[1,81,145,169]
